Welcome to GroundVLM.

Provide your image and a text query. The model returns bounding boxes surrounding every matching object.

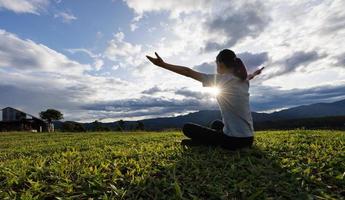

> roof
[1,107,47,123]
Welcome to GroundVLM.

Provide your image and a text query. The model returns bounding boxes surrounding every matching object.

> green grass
[0,130,344,199]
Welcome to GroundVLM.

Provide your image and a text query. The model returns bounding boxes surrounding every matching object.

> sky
[0,0,344,122]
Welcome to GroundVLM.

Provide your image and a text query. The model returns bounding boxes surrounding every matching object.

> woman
[146,49,264,150]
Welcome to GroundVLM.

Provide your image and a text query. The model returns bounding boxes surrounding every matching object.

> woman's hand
[247,67,265,80]
[253,67,265,76]
[146,52,166,67]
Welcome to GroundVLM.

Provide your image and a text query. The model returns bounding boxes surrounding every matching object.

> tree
[62,121,86,132]
[91,120,111,132]
[118,120,125,131]
[40,109,63,132]
[136,121,145,130]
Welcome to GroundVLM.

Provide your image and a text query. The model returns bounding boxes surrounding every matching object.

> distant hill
[264,99,345,120]
[139,98,345,130]
[54,99,345,131]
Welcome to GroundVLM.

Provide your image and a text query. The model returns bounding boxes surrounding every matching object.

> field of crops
[0,130,344,199]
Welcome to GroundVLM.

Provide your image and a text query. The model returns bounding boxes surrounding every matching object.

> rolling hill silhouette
[64,99,345,131]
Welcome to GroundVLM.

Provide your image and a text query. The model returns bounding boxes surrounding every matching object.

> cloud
[76,82,345,121]
[142,86,164,95]
[0,29,139,122]
[66,48,104,71]
[316,0,345,34]
[0,68,136,122]
[0,29,90,74]
[174,87,206,99]
[193,51,268,74]
[81,95,217,120]
[334,53,345,67]
[54,11,77,23]
[238,52,269,71]
[250,83,345,112]
[204,2,271,52]
[105,32,142,66]
[0,0,49,14]
[261,50,327,80]
[124,0,212,18]
[93,59,104,71]
[142,86,212,99]
[284,51,325,70]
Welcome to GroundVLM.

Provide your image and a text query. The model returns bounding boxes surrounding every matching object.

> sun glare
[205,87,221,96]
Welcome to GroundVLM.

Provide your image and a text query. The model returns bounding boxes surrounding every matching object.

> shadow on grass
[126,140,342,200]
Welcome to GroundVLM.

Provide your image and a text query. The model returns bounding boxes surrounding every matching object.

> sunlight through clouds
[0,0,344,121]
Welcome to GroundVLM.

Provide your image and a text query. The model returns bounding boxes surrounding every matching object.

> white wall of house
[0,110,2,121]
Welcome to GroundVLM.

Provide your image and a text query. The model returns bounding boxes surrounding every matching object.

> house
[0,107,49,132]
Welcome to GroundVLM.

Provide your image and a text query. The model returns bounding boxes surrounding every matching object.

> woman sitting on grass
[146,49,264,150]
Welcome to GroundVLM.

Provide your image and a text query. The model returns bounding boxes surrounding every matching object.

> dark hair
[216,49,247,80]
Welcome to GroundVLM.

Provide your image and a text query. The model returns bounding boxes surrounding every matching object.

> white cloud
[123,0,345,87]
[66,48,104,71]
[0,0,49,14]
[124,0,212,18]
[0,29,143,122]
[105,32,142,66]
[54,11,77,23]
[130,23,138,31]
[0,29,90,74]
[93,59,104,71]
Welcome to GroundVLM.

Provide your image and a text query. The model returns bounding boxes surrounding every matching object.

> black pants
[182,120,254,150]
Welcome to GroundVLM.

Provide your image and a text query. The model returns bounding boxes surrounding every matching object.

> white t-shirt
[201,73,254,137]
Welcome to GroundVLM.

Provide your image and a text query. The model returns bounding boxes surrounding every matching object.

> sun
[205,87,221,96]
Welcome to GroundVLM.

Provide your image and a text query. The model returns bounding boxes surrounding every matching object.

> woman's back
[201,73,254,137]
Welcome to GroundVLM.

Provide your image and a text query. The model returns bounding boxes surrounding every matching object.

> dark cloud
[0,84,81,117]
[81,82,345,120]
[284,51,323,70]
[250,84,345,111]
[81,96,218,119]
[142,86,164,95]
[238,52,269,71]
[142,86,211,99]
[335,53,345,67]
[83,97,205,111]
[174,87,208,99]
[193,51,268,74]
[204,2,271,52]
[263,50,327,80]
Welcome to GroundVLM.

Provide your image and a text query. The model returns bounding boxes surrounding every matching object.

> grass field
[0,130,344,199]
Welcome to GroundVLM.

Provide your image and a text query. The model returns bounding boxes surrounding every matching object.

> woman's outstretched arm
[146,52,204,82]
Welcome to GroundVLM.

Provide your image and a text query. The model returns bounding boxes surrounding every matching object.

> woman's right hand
[146,52,166,67]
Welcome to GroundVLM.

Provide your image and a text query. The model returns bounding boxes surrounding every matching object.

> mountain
[265,99,345,120]
[140,110,221,130]
[137,99,345,130]
[54,99,345,131]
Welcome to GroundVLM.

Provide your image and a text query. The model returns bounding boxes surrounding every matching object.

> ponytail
[216,49,248,81]
[233,58,248,81]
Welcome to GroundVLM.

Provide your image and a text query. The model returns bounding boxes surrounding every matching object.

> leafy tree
[40,109,63,132]
[136,121,145,130]
[62,121,86,132]
[40,109,63,123]
[118,120,125,131]
[91,120,111,132]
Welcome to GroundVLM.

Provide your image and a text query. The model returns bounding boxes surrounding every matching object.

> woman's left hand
[146,52,166,67]
[247,67,265,80]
